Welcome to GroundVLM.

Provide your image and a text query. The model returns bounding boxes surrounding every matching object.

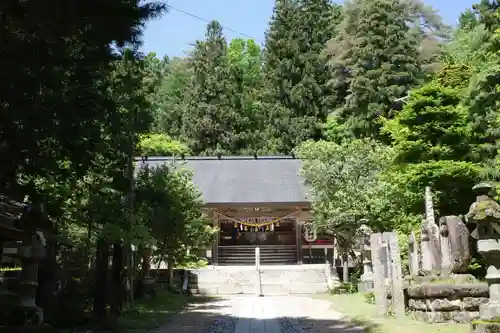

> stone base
[357,280,374,293]
[413,310,479,323]
[471,321,500,333]
[405,274,478,285]
[0,324,52,333]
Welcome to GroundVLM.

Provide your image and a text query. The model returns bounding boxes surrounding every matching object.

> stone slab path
[153,295,364,333]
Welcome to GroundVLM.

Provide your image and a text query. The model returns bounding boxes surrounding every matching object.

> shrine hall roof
[135,156,311,205]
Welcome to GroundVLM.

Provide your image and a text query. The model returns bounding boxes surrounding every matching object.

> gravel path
[153,295,364,333]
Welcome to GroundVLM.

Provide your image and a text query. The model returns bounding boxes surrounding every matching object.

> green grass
[117,290,212,331]
[317,293,470,333]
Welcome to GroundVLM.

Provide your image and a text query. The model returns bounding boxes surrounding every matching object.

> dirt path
[152,295,364,333]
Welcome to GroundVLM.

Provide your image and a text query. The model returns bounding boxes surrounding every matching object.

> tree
[135,164,213,285]
[296,138,394,234]
[137,133,190,156]
[381,83,482,215]
[180,20,234,155]
[0,0,165,200]
[443,2,500,177]
[262,0,342,153]
[153,57,192,137]
[327,0,421,140]
[224,39,268,154]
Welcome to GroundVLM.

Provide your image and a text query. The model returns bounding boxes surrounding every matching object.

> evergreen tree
[225,39,268,154]
[181,20,232,155]
[262,0,342,153]
[328,0,421,140]
[154,57,192,137]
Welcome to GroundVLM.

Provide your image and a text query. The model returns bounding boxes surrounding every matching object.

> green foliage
[434,63,473,90]
[138,133,190,156]
[180,21,234,155]
[322,114,351,143]
[382,83,469,163]
[327,0,422,140]
[330,282,358,294]
[262,0,341,153]
[135,164,214,259]
[0,0,166,199]
[363,291,375,304]
[153,57,192,137]
[296,138,394,233]
[382,80,483,216]
[2,0,498,329]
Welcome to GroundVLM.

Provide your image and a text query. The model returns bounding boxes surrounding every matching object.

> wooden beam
[201,202,311,210]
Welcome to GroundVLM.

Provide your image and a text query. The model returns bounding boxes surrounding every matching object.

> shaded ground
[118,290,213,331]
[150,295,364,333]
[317,293,470,333]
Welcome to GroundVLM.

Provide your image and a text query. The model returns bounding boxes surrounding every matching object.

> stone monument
[420,187,441,274]
[370,232,404,317]
[466,182,500,333]
[438,215,471,275]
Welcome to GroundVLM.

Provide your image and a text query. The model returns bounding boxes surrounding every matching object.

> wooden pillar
[295,219,302,264]
[212,212,219,265]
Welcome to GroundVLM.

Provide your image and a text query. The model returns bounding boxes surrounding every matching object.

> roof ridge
[137,155,297,161]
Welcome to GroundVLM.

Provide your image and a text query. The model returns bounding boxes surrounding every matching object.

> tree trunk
[109,243,123,327]
[93,238,109,331]
[167,253,174,287]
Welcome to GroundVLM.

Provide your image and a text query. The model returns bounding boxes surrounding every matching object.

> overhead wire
[166,4,264,43]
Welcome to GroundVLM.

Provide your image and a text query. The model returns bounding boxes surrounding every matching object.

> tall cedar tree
[154,57,193,138]
[0,0,164,198]
[329,0,421,140]
[225,39,268,154]
[181,21,232,155]
[465,0,500,174]
[263,0,342,153]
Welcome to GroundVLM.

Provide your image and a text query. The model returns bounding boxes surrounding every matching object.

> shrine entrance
[211,207,304,265]
[137,155,318,265]
[218,216,297,247]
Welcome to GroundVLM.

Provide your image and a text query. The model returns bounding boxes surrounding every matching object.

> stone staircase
[260,265,328,295]
[218,245,297,265]
[188,264,328,295]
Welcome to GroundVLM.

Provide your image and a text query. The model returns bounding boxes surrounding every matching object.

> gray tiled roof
[135,156,310,204]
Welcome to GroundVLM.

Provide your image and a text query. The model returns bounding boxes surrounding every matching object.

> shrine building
[136,155,335,265]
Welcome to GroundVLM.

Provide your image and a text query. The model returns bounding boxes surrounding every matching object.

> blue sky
[141,0,478,58]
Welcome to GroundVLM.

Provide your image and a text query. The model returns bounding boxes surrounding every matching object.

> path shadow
[148,296,381,333]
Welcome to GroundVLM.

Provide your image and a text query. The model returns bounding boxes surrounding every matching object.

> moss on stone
[473,319,500,324]
[468,199,500,221]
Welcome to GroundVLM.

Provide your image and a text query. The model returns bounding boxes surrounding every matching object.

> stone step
[218,257,296,263]
[218,251,296,256]
[218,253,296,258]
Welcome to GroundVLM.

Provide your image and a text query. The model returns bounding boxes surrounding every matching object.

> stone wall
[406,284,489,323]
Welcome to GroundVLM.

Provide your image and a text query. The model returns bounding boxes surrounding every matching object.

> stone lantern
[466,182,500,332]
[357,224,374,292]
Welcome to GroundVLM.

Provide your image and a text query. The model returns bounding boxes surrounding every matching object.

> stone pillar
[296,219,303,264]
[466,183,500,332]
[332,236,338,273]
[439,222,453,277]
[212,213,219,265]
[384,232,405,319]
[408,231,420,275]
[359,229,374,292]
[371,233,388,317]
[421,187,441,274]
